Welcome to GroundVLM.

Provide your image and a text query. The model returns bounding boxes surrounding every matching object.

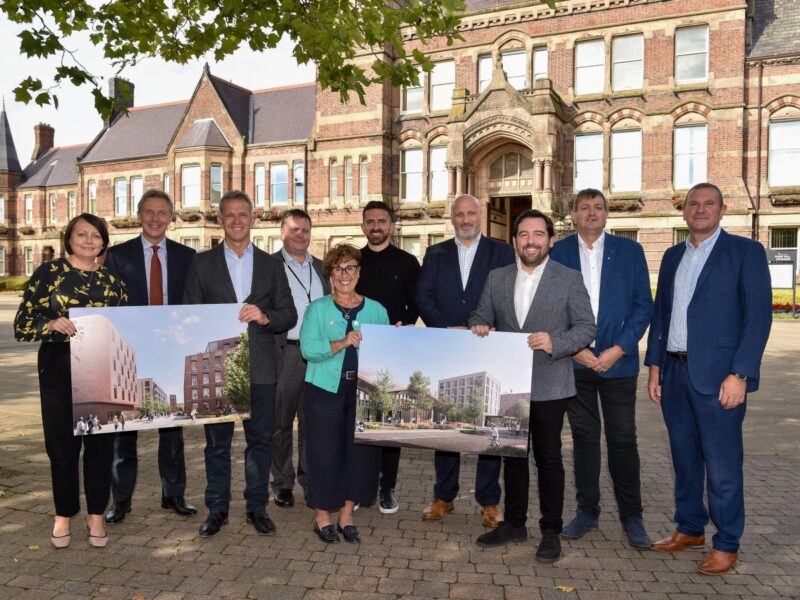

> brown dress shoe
[481,505,503,528]
[651,531,705,553]
[697,549,737,575]
[422,499,454,521]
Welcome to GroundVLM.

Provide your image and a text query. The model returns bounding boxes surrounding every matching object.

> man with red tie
[104,189,198,523]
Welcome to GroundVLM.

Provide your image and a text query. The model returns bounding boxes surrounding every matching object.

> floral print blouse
[14,258,128,343]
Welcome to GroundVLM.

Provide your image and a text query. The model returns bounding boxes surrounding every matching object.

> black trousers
[567,369,642,520]
[305,380,380,511]
[380,446,401,490]
[504,397,570,531]
[38,343,114,516]
[111,427,187,503]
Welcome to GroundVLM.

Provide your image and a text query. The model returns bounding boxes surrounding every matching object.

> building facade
[183,336,240,415]
[1,0,798,281]
[438,371,501,417]
[136,377,169,411]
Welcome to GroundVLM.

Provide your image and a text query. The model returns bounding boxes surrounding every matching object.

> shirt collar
[455,233,481,251]
[224,241,253,259]
[281,247,310,267]
[686,226,722,251]
[140,234,167,250]
[516,256,548,277]
[577,232,605,252]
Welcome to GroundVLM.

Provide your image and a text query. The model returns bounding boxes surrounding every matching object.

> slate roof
[748,0,800,58]
[0,105,22,173]
[17,145,87,188]
[209,75,252,139]
[81,101,188,163]
[176,118,231,149]
[251,84,315,145]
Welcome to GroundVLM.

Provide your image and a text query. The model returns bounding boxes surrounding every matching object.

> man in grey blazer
[469,209,596,562]
[183,191,297,537]
[271,209,330,508]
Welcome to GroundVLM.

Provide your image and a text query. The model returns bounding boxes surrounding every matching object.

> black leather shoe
[536,529,562,563]
[246,510,276,535]
[313,521,339,544]
[274,489,295,508]
[199,511,228,537]
[104,500,131,524]
[476,522,527,548]
[161,496,198,516]
[337,523,361,543]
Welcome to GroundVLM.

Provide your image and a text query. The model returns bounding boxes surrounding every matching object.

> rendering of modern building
[438,371,501,417]
[136,377,169,410]
[183,336,240,415]
[1,0,798,281]
[70,313,140,420]
[499,391,531,416]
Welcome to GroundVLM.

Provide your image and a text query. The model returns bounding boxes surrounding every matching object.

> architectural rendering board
[69,304,248,436]
[356,325,533,458]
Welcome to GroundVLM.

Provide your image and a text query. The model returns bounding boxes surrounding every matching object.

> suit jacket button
[462,300,466,304]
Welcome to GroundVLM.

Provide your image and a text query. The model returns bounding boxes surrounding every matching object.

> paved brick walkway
[1,296,798,600]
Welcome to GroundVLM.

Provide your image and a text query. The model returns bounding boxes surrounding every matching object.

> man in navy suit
[104,189,198,523]
[416,194,515,526]
[550,189,653,548]
[646,183,772,575]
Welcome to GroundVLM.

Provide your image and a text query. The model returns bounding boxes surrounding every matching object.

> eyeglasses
[331,265,359,276]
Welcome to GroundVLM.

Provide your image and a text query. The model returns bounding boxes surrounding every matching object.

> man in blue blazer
[104,190,197,524]
[416,194,515,526]
[645,183,772,575]
[550,189,653,548]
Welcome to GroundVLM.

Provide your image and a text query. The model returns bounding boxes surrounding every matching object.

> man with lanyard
[355,200,421,513]
[271,209,330,508]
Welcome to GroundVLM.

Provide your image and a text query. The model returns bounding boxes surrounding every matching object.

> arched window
[488,152,534,183]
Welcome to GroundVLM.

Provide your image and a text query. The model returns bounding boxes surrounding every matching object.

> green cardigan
[300,295,390,393]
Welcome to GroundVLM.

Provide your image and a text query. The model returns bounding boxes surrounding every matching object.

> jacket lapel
[521,261,556,331]
[129,239,149,303]
[692,229,727,296]
[465,236,489,292]
[213,244,238,302]
[501,266,522,332]
[598,234,617,314]
[446,240,463,290]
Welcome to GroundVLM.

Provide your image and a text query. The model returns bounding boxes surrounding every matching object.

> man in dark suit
[356,200,421,514]
[645,183,772,574]
[416,194,515,527]
[550,189,653,548]
[183,190,297,537]
[104,189,198,524]
[270,209,329,508]
[469,209,596,561]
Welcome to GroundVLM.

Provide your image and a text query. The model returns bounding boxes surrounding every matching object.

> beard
[518,244,548,269]
[367,229,390,245]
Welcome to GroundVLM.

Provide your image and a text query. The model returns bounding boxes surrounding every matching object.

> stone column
[534,160,543,190]
[543,160,553,190]
[456,166,463,195]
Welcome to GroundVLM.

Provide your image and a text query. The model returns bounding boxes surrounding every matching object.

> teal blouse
[300,295,389,393]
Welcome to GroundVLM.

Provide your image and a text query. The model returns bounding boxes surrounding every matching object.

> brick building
[183,336,240,415]
[1,0,799,280]
[70,313,140,421]
[136,377,169,410]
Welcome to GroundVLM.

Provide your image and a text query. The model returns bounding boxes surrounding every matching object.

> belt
[667,351,688,362]
[342,370,357,380]
[286,339,300,346]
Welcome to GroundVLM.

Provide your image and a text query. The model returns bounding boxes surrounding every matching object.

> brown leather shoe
[651,531,706,553]
[481,505,503,528]
[697,549,738,575]
[422,499,454,521]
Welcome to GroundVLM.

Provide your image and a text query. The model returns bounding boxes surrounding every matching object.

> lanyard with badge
[282,256,313,308]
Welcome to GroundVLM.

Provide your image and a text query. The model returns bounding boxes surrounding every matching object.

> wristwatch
[732,373,748,381]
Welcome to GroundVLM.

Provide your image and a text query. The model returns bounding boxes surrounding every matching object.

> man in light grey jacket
[469,209,596,563]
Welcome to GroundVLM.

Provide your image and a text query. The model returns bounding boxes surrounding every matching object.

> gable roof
[209,75,252,139]
[17,145,87,189]
[748,0,800,58]
[81,101,188,163]
[176,118,231,149]
[251,84,315,144]
[0,105,22,173]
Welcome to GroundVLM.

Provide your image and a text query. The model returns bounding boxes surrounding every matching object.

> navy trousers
[204,383,275,513]
[111,427,186,502]
[433,451,501,506]
[661,354,746,553]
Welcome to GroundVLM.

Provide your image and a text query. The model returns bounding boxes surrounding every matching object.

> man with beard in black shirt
[356,200,421,513]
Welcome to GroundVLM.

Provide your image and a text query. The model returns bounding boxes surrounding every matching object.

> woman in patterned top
[14,213,127,549]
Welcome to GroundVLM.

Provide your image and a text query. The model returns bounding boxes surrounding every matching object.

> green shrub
[0,276,29,291]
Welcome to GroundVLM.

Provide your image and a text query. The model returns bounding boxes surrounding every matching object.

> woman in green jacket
[300,244,389,544]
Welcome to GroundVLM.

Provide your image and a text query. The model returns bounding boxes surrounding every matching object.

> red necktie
[150,245,164,305]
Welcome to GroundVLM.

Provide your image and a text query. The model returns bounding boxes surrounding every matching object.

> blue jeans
[204,384,276,513]
[661,355,745,552]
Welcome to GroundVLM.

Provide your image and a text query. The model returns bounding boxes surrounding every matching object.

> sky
[0,18,315,165]
[71,304,247,401]
[359,325,533,395]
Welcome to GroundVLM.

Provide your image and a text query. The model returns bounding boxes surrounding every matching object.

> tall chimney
[31,123,55,161]
[105,77,135,127]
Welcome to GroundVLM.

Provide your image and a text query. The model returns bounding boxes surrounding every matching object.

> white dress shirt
[455,234,481,290]
[514,257,548,328]
[577,232,604,322]
[141,235,169,305]
[223,241,254,303]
